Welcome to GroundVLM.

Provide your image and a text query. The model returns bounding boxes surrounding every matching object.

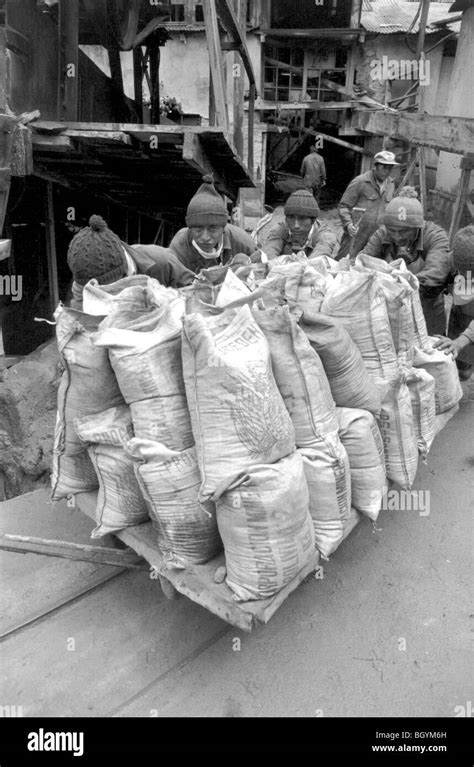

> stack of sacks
[320,270,418,489]
[182,305,315,600]
[126,439,221,568]
[93,285,222,565]
[252,304,353,558]
[298,308,383,414]
[51,304,125,500]
[74,405,149,537]
[336,407,386,521]
[354,254,436,459]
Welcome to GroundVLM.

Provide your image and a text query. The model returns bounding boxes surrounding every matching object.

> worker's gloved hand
[347,223,358,237]
[320,180,326,188]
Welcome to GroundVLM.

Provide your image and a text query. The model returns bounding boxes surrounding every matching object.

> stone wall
[0,339,62,499]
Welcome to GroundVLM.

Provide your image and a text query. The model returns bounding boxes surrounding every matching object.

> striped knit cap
[67,215,126,286]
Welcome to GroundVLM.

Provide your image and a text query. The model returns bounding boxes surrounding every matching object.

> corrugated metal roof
[361,0,461,33]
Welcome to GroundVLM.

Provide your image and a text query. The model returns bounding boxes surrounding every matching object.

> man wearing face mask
[168,174,258,272]
[261,189,337,261]
[361,195,452,335]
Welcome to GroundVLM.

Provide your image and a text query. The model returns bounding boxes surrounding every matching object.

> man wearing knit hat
[432,224,474,380]
[67,214,196,308]
[261,189,337,260]
[336,150,399,260]
[361,195,452,335]
[168,175,258,272]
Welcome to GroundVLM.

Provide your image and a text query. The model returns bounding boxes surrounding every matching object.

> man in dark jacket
[262,189,337,261]
[300,144,326,203]
[336,150,398,260]
[168,174,257,273]
[361,196,452,336]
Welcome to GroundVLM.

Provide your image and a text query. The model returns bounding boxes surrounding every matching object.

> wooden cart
[0,404,460,633]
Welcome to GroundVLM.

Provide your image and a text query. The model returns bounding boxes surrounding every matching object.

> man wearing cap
[261,189,337,261]
[66,176,259,306]
[336,150,399,260]
[300,144,327,203]
[168,174,258,272]
[361,195,452,336]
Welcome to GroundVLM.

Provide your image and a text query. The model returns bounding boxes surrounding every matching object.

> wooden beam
[449,159,472,246]
[182,132,214,176]
[58,0,79,121]
[352,111,474,155]
[418,147,427,214]
[260,28,363,39]
[44,182,59,318]
[230,0,247,159]
[0,533,147,569]
[215,0,257,87]
[32,134,76,152]
[203,0,229,131]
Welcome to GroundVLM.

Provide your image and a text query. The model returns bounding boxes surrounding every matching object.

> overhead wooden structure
[30,121,254,222]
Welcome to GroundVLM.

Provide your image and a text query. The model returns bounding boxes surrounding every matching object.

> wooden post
[448,155,474,247]
[248,81,255,176]
[57,0,79,121]
[231,0,247,158]
[203,0,229,131]
[149,44,161,125]
[45,182,60,318]
[418,147,427,214]
[133,47,144,123]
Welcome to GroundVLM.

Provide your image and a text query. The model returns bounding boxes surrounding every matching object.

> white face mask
[192,238,224,260]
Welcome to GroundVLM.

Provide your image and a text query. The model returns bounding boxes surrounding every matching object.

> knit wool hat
[284,189,320,218]
[185,175,228,227]
[67,215,126,286]
[383,197,424,229]
[452,224,474,273]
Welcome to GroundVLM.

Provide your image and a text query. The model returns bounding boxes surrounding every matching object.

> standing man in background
[300,143,326,203]
[336,150,398,260]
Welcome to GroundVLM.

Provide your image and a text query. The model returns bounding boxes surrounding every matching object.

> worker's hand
[320,180,326,188]
[431,335,466,358]
[346,223,358,237]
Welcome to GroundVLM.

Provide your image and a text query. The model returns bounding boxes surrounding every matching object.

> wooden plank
[58,0,79,121]
[182,132,213,176]
[449,165,471,246]
[418,147,427,214]
[352,111,474,155]
[215,0,257,87]
[75,491,319,632]
[32,134,76,152]
[45,181,59,318]
[66,130,132,145]
[0,533,147,569]
[203,0,229,132]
